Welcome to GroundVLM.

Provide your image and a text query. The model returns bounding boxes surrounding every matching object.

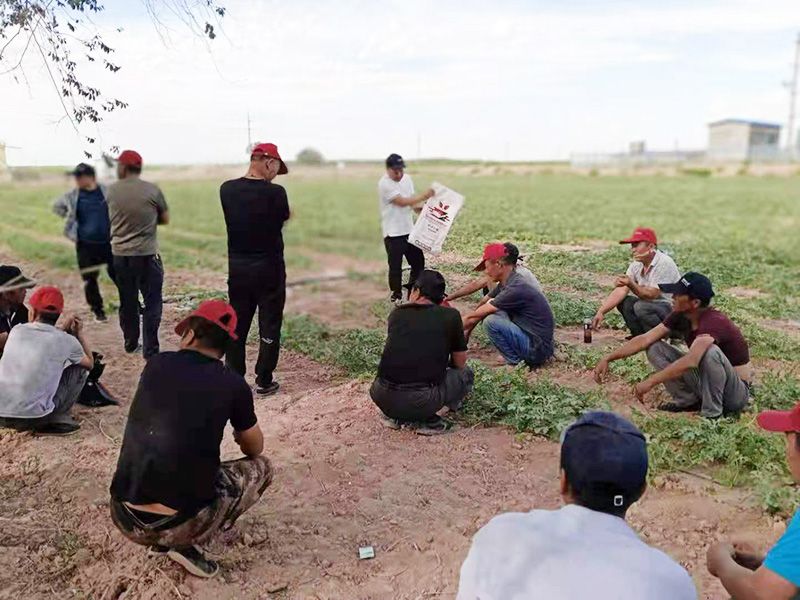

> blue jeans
[484,311,550,367]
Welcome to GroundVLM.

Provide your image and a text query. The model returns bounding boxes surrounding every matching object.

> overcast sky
[2,0,800,165]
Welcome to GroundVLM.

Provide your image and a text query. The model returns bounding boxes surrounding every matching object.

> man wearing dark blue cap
[594,272,751,418]
[457,411,696,599]
[378,153,435,305]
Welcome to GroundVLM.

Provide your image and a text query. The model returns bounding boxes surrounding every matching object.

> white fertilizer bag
[408,182,464,255]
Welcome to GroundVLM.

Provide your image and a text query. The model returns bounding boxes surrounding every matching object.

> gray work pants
[370,367,474,422]
[646,341,750,418]
[0,364,88,429]
[618,296,672,337]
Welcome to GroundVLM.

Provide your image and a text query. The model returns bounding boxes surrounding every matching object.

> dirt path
[0,251,785,600]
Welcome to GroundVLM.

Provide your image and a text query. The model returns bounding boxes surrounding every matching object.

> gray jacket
[52,184,109,243]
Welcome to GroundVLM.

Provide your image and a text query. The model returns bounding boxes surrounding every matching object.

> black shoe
[93,310,107,323]
[124,343,142,354]
[167,546,219,578]
[410,416,455,436]
[32,421,81,436]
[147,544,169,556]
[256,381,280,396]
[657,401,700,413]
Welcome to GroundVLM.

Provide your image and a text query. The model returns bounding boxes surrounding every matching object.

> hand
[425,188,436,200]
[615,276,631,288]
[707,542,736,577]
[70,316,84,336]
[58,314,75,332]
[633,381,652,403]
[732,541,764,571]
[591,312,604,330]
[593,359,609,384]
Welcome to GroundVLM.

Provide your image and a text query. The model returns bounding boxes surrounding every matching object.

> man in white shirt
[591,227,680,337]
[378,153,434,304]
[457,411,697,600]
[0,286,93,436]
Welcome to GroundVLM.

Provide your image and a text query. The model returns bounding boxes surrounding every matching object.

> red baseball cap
[251,142,288,175]
[619,227,657,245]
[29,286,64,314]
[118,150,143,168]
[757,403,800,433]
[175,299,239,340]
[474,243,509,271]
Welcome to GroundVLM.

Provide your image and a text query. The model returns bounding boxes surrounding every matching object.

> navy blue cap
[659,272,715,303]
[67,163,96,178]
[385,153,406,169]
[560,411,648,513]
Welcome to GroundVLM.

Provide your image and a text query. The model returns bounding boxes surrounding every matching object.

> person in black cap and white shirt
[594,272,751,418]
[0,265,35,357]
[378,153,435,305]
[457,411,696,599]
[53,163,114,322]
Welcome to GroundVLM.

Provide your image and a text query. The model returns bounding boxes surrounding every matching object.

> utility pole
[785,33,800,158]
[246,111,252,153]
[416,131,421,161]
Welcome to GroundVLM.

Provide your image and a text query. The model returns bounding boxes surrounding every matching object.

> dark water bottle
[583,319,592,344]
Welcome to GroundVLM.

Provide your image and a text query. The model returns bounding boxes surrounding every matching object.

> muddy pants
[618,297,672,337]
[370,367,474,422]
[110,456,273,549]
[646,341,750,418]
[0,365,88,430]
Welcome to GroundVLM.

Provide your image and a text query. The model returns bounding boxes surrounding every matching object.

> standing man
[378,153,434,305]
[591,228,680,337]
[53,163,115,321]
[594,272,752,418]
[0,265,35,357]
[106,150,169,359]
[220,143,290,396]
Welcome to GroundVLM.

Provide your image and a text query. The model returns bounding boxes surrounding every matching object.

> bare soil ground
[0,251,786,600]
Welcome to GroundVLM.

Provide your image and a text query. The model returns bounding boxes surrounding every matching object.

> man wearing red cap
[707,402,800,598]
[106,150,170,359]
[462,243,555,367]
[219,143,291,396]
[110,300,272,578]
[0,286,94,435]
[591,227,680,337]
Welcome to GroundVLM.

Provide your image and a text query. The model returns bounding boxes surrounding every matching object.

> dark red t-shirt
[664,309,750,366]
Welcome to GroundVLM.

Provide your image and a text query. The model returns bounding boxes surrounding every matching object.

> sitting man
[594,272,751,418]
[110,300,272,579]
[457,411,696,599]
[0,286,93,435]
[445,242,542,303]
[0,265,36,357]
[707,400,800,599]
[591,227,680,337]
[370,270,472,435]
[462,243,555,367]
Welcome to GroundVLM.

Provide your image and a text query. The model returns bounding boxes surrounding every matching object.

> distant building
[707,119,781,162]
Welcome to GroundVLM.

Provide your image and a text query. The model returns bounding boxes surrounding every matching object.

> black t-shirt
[110,350,257,514]
[0,303,28,357]
[220,178,290,259]
[378,303,467,385]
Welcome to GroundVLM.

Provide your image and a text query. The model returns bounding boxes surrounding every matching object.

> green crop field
[2,169,800,514]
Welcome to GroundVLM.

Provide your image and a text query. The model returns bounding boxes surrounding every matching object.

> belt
[378,377,436,391]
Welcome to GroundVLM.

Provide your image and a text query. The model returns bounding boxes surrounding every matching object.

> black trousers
[617,296,672,337]
[76,241,115,314]
[113,254,163,359]
[226,256,286,387]
[383,235,425,297]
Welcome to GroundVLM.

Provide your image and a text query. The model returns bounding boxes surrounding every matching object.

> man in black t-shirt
[370,270,473,435]
[0,266,35,357]
[220,142,290,396]
[109,300,272,578]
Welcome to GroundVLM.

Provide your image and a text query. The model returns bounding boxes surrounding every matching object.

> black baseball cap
[385,153,406,169]
[560,411,648,514]
[0,265,35,292]
[67,163,96,177]
[659,272,715,303]
[412,269,447,304]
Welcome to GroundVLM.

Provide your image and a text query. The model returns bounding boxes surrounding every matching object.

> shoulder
[657,250,678,265]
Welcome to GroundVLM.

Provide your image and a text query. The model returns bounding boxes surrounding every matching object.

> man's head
[0,265,35,307]
[250,142,288,181]
[559,411,648,518]
[174,299,239,358]
[385,153,406,182]
[116,150,143,179]
[28,286,64,326]
[474,242,520,282]
[409,270,447,304]
[659,272,715,313]
[757,403,800,483]
[68,163,97,191]
[619,227,657,263]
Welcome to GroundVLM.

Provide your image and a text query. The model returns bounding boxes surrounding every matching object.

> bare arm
[447,275,492,302]
[451,350,467,369]
[0,332,7,351]
[391,188,435,207]
[641,335,714,389]
[627,279,662,301]
[709,543,797,600]
[234,423,264,457]
[463,301,498,331]
[61,316,93,369]
[591,286,629,329]
[593,324,670,383]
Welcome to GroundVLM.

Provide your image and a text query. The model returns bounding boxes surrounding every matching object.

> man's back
[106,177,167,256]
[110,350,256,513]
[458,505,696,600]
[220,178,290,259]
